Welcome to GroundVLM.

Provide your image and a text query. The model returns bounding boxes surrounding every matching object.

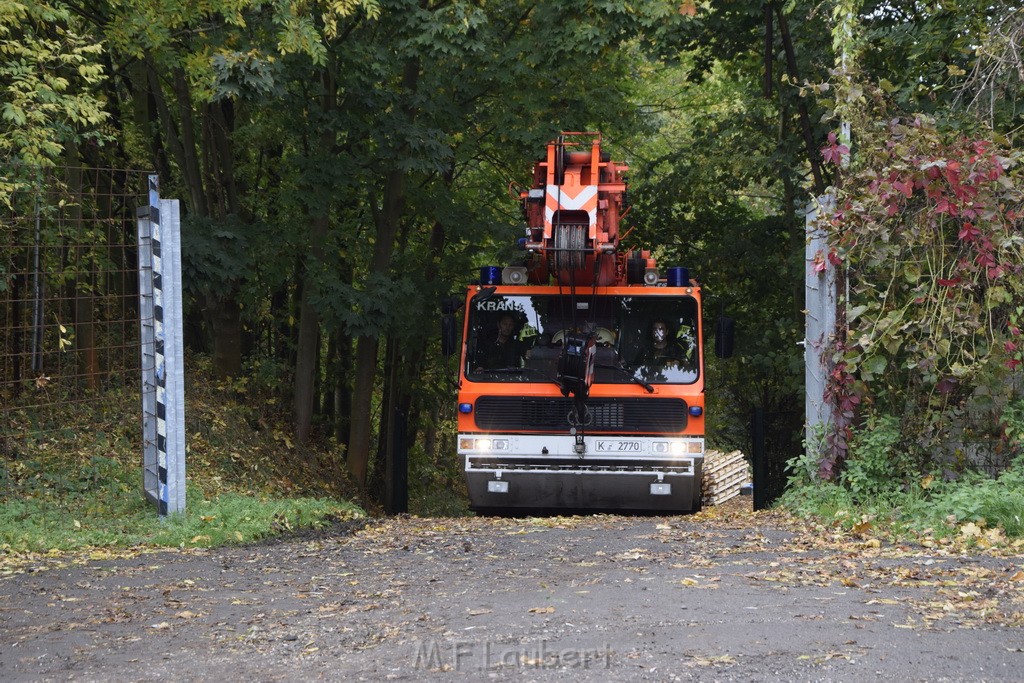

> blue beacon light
[667,267,691,287]
[688,406,703,417]
[479,266,501,285]
[459,403,473,414]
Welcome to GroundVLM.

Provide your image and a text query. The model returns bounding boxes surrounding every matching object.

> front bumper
[460,434,704,512]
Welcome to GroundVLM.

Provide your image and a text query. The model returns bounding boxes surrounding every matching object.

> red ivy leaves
[818,118,1022,476]
[820,356,859,481]
[853,134,1012,285]
[1009,325,1024,371]
[892,178,913,198]
[813,248,842,274]
[935,196,959,216]
[958,223,980,242]
[821,132,850,166]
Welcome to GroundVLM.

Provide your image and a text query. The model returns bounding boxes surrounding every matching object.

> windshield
[465,294,700,385]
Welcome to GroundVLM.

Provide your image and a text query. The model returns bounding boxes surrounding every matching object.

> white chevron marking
[546,184,597,210]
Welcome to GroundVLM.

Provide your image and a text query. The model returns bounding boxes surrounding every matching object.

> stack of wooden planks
[702,450,751,506]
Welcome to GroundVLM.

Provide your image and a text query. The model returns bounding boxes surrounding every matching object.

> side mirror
[441,295,463,359]
[441,315,458,358]
[715,316,735,359]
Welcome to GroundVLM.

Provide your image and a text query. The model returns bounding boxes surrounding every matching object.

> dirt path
[3,503,1024,681]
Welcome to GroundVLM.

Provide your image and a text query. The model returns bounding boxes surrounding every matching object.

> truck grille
[474,397,688,433]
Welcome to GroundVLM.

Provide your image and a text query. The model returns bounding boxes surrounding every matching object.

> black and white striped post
[137,175,186,516]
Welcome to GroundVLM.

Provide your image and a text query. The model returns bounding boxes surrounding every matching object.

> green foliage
[1003,398,1024,446]
[840,413,910,500]
[629,55,811,451]
[780,478,859,522]
[782,465,1024,540]
[784,400,1024,538]
[180,215,252,298]
[819,113,1024,471]
[407,440,469,517]
[0,358,365,555]
[313,271,420,339]
[857,1,1023,129]
[909,461,1024,537]
[0,486,359,553]
[0,0,109,167]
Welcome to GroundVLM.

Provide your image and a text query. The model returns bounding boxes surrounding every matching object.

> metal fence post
[161,198,186,514]
[136,177,185,516]
[751,407,768,511]
[804,197,837,453]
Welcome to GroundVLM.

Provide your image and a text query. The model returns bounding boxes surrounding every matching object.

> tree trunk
[371,336,397,502]
[293,215,327,446]
[330,328,353,448]
[208,293,243,379]
[148,62,206,217]
[372,191,450,490]
[294,68,336,446]
[65,147,100,390]
[774,5,827,195]
[347,58,420,487]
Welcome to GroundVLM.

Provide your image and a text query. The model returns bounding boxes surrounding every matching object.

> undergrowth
[782,400,1024,543]
[0,355,366,555]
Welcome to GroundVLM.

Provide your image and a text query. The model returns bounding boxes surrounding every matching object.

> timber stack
[701,450,750,506]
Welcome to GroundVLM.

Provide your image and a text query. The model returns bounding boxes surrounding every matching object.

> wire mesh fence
[1,165,151,475]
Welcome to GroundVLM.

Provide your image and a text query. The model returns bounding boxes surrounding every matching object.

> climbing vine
[818,114,1023,476]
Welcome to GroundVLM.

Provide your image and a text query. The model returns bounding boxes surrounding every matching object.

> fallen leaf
[528,606,555,614]
[960,522,983,538]
[851,521,872,536]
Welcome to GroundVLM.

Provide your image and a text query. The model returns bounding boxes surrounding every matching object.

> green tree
[0,0,108,172]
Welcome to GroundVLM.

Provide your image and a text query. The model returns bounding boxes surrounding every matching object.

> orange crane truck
[443,132,732,512]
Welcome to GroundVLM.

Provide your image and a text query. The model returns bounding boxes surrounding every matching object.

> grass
[0,484,360,553]
[1,359,366,557]
[780,455,1024,545]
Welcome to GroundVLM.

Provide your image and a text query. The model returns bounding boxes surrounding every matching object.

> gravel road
[3,502,1023,681]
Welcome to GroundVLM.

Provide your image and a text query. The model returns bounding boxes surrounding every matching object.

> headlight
[662,441,702,456]
[459,438,509,451]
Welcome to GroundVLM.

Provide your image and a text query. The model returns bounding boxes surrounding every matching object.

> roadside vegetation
[782,400,1024,545]
[0,349,474,561]
[0,357,368,557]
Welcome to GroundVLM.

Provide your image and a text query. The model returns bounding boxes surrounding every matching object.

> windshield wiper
[596,363,654,393]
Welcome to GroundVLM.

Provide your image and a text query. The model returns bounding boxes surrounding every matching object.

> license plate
[595,440,642,452]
